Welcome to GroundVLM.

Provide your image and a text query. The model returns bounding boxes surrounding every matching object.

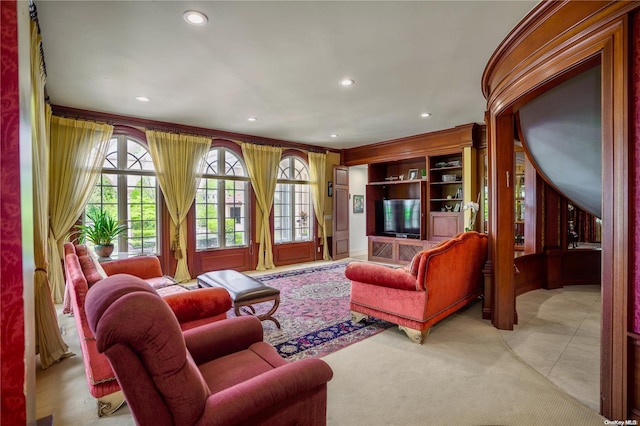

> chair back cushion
[86,274,211,426]
[416,232,488,310]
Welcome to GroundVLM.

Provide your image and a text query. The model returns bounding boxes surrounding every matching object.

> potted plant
[77,209,127,259]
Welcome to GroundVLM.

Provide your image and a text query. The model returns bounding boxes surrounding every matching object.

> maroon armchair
[63,242,232,416]
[85,274,334,426]
[346,231,488,344]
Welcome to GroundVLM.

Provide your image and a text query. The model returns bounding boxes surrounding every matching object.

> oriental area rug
[230,263,391,360]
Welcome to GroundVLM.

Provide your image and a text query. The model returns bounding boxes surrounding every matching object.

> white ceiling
[36,1,537,149]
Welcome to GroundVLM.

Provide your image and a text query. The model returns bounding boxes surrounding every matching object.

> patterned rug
[230,263,391,360]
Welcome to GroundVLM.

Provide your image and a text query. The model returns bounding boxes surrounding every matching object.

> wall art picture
[353,195,364,213]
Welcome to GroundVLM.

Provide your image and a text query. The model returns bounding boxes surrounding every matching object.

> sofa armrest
[345,262,419,291]
[183,316,263,364]
[163,287,232,325]
[101,256,163,280]
[201,358,333,426]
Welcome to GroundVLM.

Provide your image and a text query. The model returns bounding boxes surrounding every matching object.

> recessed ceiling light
[330,134,339,138]
[136,96,151,102]
[247,117,257,122]
[340,79,355,86]
[183,10,208,26]
[420,112,431,118]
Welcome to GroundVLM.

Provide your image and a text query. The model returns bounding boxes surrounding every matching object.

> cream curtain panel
[146,130,210,283]
[48,117,113,303]
[31,20,72,368]
[308,152,331,261]
[241,143,282,270]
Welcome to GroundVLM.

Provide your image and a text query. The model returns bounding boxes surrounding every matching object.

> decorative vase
[95,244,114,260]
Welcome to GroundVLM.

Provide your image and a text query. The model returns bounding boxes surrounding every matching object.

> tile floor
[498,284,601,411]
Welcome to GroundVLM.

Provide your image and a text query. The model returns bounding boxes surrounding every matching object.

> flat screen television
[376,199,421,238]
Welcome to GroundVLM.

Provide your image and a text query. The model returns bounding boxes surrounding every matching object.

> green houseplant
[78,209,127,259]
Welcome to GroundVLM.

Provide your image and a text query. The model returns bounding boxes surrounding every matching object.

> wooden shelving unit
[515,149,525,251]
[428,153,464,240]
[365,157,427,241]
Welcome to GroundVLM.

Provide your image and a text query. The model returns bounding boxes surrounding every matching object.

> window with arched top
[274,155,312,243]
[195,146,249,250]
[85,134,159,256]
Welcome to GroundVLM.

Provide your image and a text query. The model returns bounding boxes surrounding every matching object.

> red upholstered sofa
[345,231,488,343]
[63,242,232,416]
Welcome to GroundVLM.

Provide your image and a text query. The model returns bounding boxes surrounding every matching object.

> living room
[2,1,640,424]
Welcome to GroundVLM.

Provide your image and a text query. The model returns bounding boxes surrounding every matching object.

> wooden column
[489,113,515,330]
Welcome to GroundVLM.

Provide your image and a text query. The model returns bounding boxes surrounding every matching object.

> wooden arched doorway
[482,1,639,419]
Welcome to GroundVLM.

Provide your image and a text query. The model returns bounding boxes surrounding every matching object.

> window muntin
[195,147,249,250]
[274,156,312,243]
[86,136,159,256]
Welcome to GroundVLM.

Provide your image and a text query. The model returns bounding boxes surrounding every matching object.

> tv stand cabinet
[368,235,439,265]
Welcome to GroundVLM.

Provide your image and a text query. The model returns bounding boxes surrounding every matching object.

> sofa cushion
[163,287,232,325]
[345,262,418,291]
[79,255,103,286]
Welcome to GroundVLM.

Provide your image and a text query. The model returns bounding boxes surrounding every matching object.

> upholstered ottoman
[197,270,281,329]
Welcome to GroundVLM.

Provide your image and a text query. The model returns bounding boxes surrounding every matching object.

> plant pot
[95,244,114,260]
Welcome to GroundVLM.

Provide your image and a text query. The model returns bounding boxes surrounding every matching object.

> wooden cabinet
[368,235,437,265]
[364,152,466,263]
[428,153,464,240]
[429,212,463,240]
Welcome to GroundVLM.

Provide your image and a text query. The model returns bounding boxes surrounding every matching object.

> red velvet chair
[346,231,488,343]
[85,274,334,426]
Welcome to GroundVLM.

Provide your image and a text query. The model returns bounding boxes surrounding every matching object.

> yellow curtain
[31,20,72,368]
[308,151,331,261]
[48,117,113,303]
[146,130,210,282]
[241,143,282,270]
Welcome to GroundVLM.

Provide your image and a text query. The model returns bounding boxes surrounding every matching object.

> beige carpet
[324,302,605,426]
[37,298,605,425]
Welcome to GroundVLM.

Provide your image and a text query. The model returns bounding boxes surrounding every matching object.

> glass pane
[127,139,154,171]
[278,158,290,180]
[204,149,219,176]
[294,184,311,241]
[224,149,246,177]
[127,175,157,255]
[103,138,118,169]
[273,183,291,243]
[195,178,220,250]
[293,158,309,180]
[223,180,247,246]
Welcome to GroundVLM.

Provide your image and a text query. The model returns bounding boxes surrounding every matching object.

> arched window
[85,134,159,256]
[195,146,249,249]
[274,155,312,243]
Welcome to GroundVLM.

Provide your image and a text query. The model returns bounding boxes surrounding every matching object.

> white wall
[349,165,368,257]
